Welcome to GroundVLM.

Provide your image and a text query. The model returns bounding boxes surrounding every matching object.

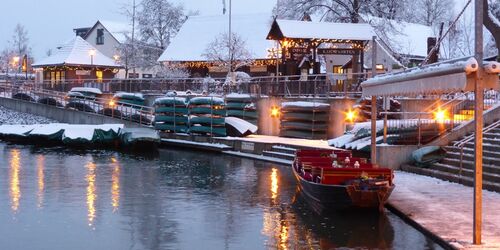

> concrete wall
[327,98,357,138]
[377,145,419,170]
[257,97,282,136]
[0,97,142,127]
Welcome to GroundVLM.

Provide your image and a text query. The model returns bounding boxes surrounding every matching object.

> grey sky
[0,0,277,60]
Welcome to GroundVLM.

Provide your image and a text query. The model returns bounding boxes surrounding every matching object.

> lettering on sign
[241,142,255,152]
[75,70,91,76]
[290,48,309,54]
[317,48,359,55]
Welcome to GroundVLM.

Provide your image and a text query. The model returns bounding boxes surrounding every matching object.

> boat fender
[354,161,360,168]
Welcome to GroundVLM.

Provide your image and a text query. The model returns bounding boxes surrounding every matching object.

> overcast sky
[0,0,277,60]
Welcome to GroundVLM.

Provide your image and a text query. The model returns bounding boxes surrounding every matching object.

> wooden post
[473,0,483,245]
[383,97,388,144]
[370,36,378,165]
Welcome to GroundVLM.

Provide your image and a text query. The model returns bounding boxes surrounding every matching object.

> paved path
[389,171,500,249]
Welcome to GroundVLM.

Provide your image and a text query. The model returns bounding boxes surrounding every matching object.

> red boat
[292,149,395,213]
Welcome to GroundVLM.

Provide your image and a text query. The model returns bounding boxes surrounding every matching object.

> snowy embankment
[0,106,57,125]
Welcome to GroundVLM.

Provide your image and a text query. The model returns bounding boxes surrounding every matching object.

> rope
[420,0,473,66]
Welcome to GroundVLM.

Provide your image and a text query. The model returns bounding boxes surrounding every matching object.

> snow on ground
[0,106,57,125]
[391,171,500,249]
[221,135,334,149]
[281,101,330,108]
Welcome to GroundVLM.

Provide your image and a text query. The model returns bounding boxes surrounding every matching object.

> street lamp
[12,56,20,72]
[89,49,96,65]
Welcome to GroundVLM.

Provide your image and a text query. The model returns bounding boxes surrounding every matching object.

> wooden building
[33,36,122,84]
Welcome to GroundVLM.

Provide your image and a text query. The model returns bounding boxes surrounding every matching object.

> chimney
[427,37,438,64]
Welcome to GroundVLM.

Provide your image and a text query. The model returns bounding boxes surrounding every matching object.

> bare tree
[10,23,31,57]
[484,0,500,60]
[203,32,254,73]
[137,0,186,50]
[407,0,454,26]
[0,48,15,73]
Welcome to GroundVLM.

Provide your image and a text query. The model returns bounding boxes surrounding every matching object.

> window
[96,70,103,83]
[96,29,104,45]
[333,65,344,86]
[142,74,153,79]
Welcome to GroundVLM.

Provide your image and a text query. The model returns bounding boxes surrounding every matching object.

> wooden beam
[473,0,483,245]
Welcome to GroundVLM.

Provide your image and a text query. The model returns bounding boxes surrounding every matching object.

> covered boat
[293,149,394,213]
[119,128,161,151]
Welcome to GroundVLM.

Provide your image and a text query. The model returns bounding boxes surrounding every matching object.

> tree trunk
[484,0,500,61]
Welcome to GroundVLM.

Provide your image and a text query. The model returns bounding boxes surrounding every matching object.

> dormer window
[96,29,104,45]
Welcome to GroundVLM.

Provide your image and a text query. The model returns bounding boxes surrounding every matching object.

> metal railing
[0,82,154,127]
[453,119,500,178]
[380,90,500,146]
[23,72,368,97]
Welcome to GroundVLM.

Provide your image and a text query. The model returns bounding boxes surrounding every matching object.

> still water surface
[0,143,443,250]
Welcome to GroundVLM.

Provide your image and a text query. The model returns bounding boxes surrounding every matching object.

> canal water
[0,143,443,250]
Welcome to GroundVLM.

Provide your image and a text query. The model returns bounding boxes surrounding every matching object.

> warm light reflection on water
[37,155,45,208]
[86,162,96,226]
[271,168,278,200]
[9,149,21,213]
[111,157,120,212]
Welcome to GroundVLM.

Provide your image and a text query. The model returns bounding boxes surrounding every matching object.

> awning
[361,57,500,96]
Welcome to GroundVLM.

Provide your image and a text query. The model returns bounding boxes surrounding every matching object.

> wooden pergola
[266,19,375,75]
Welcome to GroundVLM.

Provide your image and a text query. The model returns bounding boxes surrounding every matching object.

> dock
[388,172,500,249]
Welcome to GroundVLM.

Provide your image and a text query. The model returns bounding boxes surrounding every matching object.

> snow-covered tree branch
[202,32,254,72]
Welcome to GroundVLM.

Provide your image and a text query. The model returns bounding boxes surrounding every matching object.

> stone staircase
[262,145,297,161]
[403,123,500,192]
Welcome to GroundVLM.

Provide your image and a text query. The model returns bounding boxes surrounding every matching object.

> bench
[319,168,393,185]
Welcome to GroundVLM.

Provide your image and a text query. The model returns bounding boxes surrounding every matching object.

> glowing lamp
[434,109,447,123]
[270,106,280,118]
[88,49,96,56]
[109,100,116,107]
[345,109,356,123]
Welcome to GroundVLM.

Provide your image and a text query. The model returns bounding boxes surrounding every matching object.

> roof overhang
[361,57,500,96]
[32,63,123,69]
[266,19,375,42]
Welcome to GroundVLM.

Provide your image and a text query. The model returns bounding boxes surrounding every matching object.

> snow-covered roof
[158,13,275,62]
[361,57,485,96]
[268,19,375,41]
[362,15,436,58]
[33,36,121,68]
[98,20,131,44]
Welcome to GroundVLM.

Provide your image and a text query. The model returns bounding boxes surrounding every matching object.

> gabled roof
[84,20,131,44]
[362,15,436,58]
[158,13,275,62]
[32,36,121,68]
[267,19,375,41]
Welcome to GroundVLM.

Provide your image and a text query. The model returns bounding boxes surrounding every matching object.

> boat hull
[293,167,394,213]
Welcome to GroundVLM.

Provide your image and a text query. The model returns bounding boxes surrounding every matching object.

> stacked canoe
[154,97,189,133]
[280,101,330,140]
[225,93,258,125]
[188,97,227,137]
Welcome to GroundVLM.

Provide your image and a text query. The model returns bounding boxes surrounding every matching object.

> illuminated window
[96,71,103,83]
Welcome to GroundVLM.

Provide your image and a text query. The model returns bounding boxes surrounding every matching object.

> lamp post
[89,49,96,66]
[228,0,233,80]
[12,56,20,82]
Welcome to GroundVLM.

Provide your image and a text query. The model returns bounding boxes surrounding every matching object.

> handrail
[454,119,500,180]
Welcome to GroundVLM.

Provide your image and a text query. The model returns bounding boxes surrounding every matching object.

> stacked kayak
[280,101,330,140]
[188,97,227,137]
[225,93,257,125]
[113,92,145,107]
[153,97,189,133]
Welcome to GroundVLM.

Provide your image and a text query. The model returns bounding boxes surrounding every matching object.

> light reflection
[271,168,278,200]
[86,162,97,226]
[111,157,120,212]
[9,149,21,213]
[37,155,45,208]
[279,224,289,250]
